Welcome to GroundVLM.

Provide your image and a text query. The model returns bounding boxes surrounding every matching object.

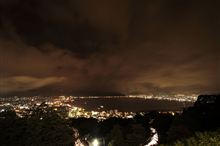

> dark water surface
[73,98,194,112]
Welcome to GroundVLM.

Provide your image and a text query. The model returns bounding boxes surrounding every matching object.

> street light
[92,139,99,146]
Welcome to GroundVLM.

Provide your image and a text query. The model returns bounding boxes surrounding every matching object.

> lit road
[145,127,159,146]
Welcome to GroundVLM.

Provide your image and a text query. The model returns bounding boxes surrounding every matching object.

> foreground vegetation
[0,107,73,146]
[161,128,220,146]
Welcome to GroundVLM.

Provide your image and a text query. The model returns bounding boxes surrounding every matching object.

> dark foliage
[167,95,220,142]
[0,106,73,146]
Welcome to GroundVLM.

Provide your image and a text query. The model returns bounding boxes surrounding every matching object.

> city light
[0,95,196,120]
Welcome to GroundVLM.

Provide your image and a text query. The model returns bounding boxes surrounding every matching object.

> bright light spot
[126,115,133,118]
[0,109,5,112]
[145,128,158,146]
[92,139,99,146]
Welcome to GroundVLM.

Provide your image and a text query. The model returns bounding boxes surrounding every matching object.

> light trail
[145,128,159,146]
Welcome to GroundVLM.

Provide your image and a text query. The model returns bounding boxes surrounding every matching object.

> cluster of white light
[68,106,135,121]
[128,94,197,102]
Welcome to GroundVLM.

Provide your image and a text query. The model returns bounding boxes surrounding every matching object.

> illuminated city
[0,94,196,119]
[0,0,219,145]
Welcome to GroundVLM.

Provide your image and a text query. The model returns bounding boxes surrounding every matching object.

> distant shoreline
[73,98,194,112]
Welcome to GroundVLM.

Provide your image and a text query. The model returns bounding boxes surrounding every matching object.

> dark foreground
[0,95,219,146]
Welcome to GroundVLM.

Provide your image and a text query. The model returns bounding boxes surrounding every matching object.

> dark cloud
[0,0,126,58]
[0,0,219,96]
[0,76,65,93]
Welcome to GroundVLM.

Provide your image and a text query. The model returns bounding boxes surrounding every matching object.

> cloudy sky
[0,0,219,96]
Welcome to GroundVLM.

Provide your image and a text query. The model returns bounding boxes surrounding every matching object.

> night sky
[0,0,219,96]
